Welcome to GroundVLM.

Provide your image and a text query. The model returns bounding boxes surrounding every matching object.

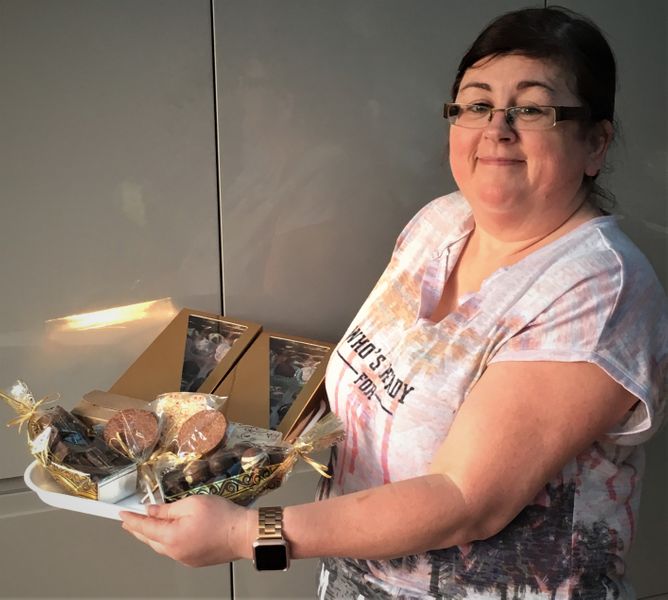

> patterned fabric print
[318,557,429,599]
[319,192,668,599]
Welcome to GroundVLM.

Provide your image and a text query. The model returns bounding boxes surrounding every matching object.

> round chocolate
[208,449,237,476]
[240,447,269,472]
[161,469,187,496]
[225,459,242,479]
[267,450,287,465]
[177,410,227,455]
[103,409,159,457]
[182,460,211,487]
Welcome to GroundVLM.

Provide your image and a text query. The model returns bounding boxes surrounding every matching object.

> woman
[121,7,668,599]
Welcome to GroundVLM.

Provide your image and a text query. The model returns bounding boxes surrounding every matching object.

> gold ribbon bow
[293,448,331,478]
[3,394,55,435]
[108,432,137,461]
[286,412,346,479]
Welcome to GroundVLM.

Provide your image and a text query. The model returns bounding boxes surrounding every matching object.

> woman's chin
[466,188,527,213]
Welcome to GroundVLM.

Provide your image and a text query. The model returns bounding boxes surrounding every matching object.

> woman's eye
[467,104,491,114]
[516,106,544,116]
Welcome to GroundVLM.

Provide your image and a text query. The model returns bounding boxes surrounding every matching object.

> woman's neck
[467,198,601,264]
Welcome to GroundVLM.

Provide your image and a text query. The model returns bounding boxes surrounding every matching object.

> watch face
[254,542,289,571]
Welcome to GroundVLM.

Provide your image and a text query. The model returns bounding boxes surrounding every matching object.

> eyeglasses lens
[447,105,556,130]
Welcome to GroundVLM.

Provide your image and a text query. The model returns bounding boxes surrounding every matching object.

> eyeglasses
[443,103,591,131]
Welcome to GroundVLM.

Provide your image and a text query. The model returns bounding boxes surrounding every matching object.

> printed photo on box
[269,337,329,429]
[181,315,246,392]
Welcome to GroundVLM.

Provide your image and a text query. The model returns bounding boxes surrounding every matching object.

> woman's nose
[483,110,517,142]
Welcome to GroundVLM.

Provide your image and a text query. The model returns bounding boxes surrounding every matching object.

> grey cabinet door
[0,0,221,478]
[0,1,227,597]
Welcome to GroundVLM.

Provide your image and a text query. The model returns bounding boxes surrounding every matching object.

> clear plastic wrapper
[151,391,226,452]
[1,381,136,502]
[102,408,162,463]
[3,381,344,509]
[142,413,345,506]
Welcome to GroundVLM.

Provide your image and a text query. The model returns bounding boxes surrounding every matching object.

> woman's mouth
[476,156,525,166]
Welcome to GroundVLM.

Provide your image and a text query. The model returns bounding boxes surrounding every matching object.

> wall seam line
[210,0,225,316]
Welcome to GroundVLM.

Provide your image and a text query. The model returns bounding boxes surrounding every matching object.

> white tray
[24,461,147,521]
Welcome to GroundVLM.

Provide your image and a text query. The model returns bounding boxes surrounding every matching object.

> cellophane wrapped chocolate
[151,391,226,452]
[101,407,161,462]
[1,381,136,502]
[142,409,344,507]
[2,380,344,509]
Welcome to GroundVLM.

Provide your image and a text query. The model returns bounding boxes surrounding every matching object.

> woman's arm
[121,360,638,566]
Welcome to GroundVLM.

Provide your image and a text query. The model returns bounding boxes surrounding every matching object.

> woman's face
[449,54,608,224]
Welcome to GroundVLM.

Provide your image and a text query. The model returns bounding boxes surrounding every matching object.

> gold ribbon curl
[274,412,346,480]
[2,393,56,435]
[294,449,331,478]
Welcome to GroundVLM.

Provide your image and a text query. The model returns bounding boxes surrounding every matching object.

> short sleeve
[393,192,473,256]
[489,251,668,446]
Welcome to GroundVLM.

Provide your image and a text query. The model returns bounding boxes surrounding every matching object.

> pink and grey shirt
[318,191,668,599]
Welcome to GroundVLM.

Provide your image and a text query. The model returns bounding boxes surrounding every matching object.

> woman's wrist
[237,507,258,560]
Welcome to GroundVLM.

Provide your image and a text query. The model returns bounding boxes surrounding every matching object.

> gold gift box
[44,460,137,503]
[108,308,262,401]
[213,330,333,440]
[94,307,333,440]
[26,418,137,504]
[71,389,154,427]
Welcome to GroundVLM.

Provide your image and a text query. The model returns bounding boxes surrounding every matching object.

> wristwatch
[252,506,291,571]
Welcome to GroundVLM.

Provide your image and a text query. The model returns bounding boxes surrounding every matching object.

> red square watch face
[254,542,289,571]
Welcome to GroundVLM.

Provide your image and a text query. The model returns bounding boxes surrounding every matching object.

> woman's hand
[119,495,255,567]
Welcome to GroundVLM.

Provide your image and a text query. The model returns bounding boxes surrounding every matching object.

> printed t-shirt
[317,191,668,600]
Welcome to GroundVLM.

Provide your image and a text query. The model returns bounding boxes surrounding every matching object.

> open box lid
[108,308,262,401]
[213,330,333,440]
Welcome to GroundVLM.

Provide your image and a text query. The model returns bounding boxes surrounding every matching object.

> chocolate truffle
[161,469,187,496]
[182,459,211,487]
[240,447,269,472]
[268,450,287,465]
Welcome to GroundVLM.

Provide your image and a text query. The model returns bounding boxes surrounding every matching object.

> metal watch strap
[258,506,284,540]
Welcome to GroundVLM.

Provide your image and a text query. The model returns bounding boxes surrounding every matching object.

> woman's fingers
[120,497,243,566]
[120,511,175,545]
[121,512,184,561]
[145,496,206,520]
[146,500,184,519]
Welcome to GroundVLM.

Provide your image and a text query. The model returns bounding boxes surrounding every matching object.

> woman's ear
[584,120,614,177]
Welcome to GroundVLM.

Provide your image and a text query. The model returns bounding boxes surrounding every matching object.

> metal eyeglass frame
[443,102,591,129]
